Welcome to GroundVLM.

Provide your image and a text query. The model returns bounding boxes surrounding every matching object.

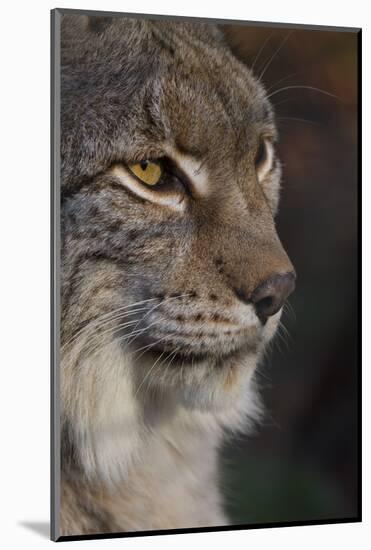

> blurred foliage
[219,24,359,524]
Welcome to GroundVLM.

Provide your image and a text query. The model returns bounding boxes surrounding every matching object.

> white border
[1,1,367,548]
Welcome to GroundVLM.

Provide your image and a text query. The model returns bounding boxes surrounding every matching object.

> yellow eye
[128,160,162,186]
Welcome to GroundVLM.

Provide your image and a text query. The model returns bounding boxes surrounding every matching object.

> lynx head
[60,14,295,480]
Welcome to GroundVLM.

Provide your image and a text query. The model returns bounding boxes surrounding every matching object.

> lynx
[59,13,295,536]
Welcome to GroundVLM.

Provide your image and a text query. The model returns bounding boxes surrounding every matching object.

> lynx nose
[251,272,296,322]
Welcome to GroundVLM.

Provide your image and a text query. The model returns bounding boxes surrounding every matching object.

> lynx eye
[128,160,162,186]
[255,138,274,181]
[255,139,267,167]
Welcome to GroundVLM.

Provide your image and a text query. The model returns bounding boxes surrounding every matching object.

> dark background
[220,24,359,524]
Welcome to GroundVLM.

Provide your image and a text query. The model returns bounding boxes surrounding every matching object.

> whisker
[271,97,294,109]
[125,293,191,347]
[134,350,167,399]
[78,307,175,361]
[261,337,274,363]
[279,320,293,344]
[62,306,149,351]
[162,350,181,390]
[259,32,293,81]
[265,72,299,95]
[129,316,211,381]
[277,116,322,127]
[85,320,166,359]
[251,32,274,73]
[162,346,181,372]
[76,319,141,355]
[271,318,293,354]
[255,363,272,383]
[63,293,191,357]
[272,331,285,356]
[144,345,183,400]
[141,348,178,401]
[284,300,297,322]
[267,85,338,101]
[61,297,158,349]
[276,328,289,351]
[129,330,171,361]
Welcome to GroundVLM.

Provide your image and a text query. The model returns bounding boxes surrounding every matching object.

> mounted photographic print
[51,8,361,541]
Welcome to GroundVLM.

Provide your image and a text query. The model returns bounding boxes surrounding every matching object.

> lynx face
[61,16,295,420]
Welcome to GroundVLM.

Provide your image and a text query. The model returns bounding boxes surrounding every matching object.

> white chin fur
[62,325,270,486]
[174,353,258,412]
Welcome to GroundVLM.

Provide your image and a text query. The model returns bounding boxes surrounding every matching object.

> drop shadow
[18,521,50,539]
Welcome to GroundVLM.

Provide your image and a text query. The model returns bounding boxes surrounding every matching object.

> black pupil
[255,140,266,166]
[140,160,149,171]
